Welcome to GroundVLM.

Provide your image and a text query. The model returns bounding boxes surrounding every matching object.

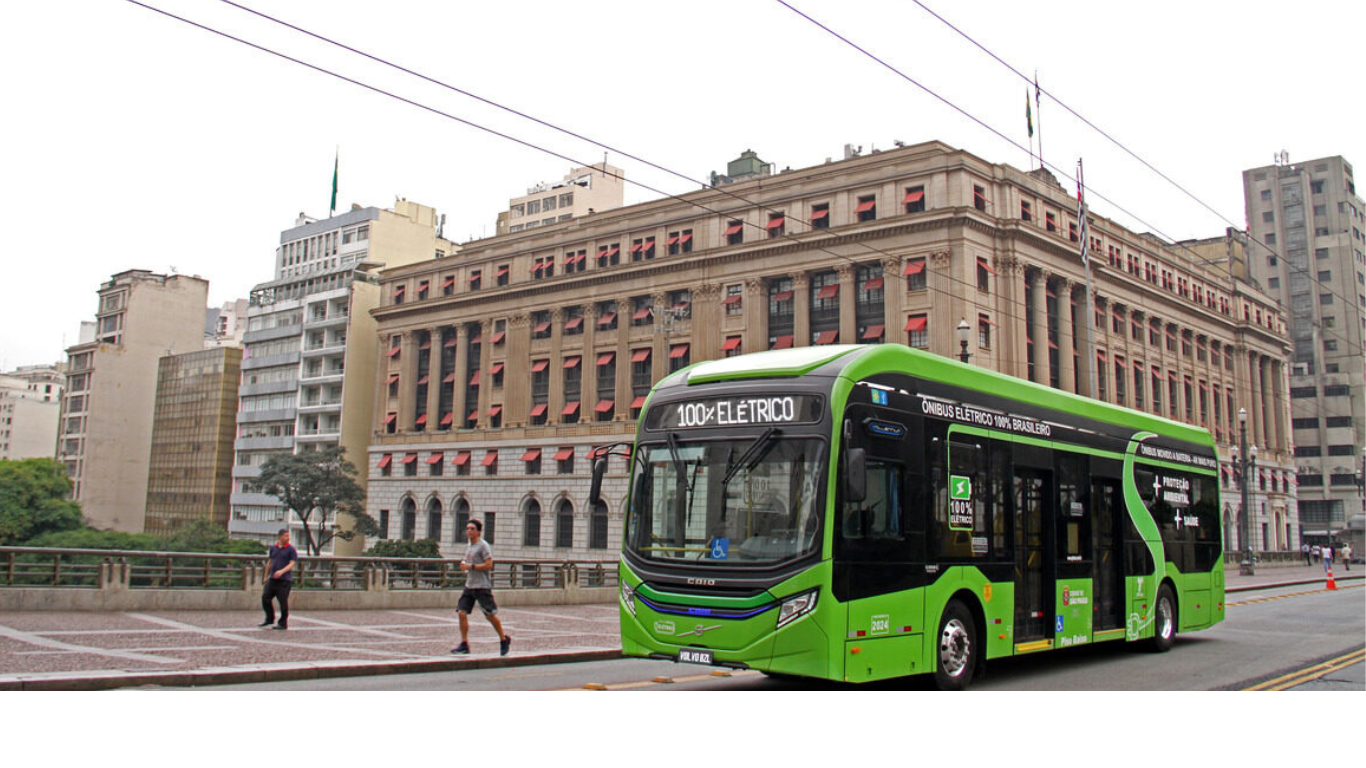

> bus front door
[1091,478,1124,632]
[1013,465,1053,645]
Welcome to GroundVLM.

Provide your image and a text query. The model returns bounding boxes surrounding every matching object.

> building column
[1257,355,1272,451]
[374,331,391,436]
[792,273,811,347]
[477,319,495,427]
[745,278,767,353]
[451,325,468,430]
[1249,351,1265,448]
[999,257,1027,380]
[1058,280,1077,395]
[693,283,719,360]
[546,308,566,427]
[398,330,419,432]
[582,304,599,413]
[424,326,442,429]
[1029,269,1050,385]
[837,264,856,344]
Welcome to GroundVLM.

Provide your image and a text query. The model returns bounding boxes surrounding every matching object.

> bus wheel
[934,601,977,691]
[1148,584,1177,653]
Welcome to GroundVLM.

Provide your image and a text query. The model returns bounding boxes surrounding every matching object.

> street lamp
[1238,408,1256,576]
[956,318,971,363]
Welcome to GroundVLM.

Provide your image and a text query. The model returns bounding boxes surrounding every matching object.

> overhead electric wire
[127,0,1046,371]
[774,0,1365,363]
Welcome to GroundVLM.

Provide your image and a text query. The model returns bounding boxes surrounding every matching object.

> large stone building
[59,271,211,531]
[1243,155,1366,545]
[228,200,456,553]
[367,141,1295,560]
[144,347,243,536]
[0,364,64,461]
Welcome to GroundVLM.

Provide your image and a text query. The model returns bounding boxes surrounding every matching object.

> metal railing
[0,547,617,592]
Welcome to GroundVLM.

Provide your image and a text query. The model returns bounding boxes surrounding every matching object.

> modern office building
[58,271,211,531]
[144,347,243,536]
[1244,155,1366,544]
[228,200,456,554]
[0,364,64,461]
[367,141,1295,559]
[495,163,625,236]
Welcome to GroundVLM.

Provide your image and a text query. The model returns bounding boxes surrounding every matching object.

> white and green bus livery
[594,344,1223,689]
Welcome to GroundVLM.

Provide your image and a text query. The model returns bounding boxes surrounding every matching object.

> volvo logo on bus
[687,577,717,586]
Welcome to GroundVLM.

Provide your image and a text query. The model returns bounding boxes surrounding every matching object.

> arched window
[426,497,443,543]
[400,497,416,541]
[589,500,609,549]
[555,498,575,548]
[454,498,470,539]
[523,499,541,547]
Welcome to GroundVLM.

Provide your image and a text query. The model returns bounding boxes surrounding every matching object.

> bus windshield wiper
[722,428,780,487]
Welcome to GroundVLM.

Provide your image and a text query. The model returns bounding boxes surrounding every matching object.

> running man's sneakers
[500,636,512,656]
[451,642,470,655]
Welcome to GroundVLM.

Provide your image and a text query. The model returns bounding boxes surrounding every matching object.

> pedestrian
[1322,544,1333,573]
[1342,543,1353,571]
[452,519,511,656]
[1302,542,1312,566]
[1312,544,1321,564]
[260,528,297,630]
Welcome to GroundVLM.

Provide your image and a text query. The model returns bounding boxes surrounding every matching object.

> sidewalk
[0,566,1358,691]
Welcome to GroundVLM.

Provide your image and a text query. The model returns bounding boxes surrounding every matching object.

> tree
[365,538,441,559]
[256,445,377,556]
[163,519,266,555]
[0,458,84,546]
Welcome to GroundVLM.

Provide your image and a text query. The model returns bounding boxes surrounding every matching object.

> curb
[0,648,623,692]
[1226,574,1364,593]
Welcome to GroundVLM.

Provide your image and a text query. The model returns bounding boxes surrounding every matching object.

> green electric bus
[594,344,1224,689]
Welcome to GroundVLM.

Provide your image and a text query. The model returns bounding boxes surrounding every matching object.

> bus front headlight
[776,589,818,629]
[621,581,637,616]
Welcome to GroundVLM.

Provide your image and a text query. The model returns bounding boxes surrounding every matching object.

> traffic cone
[1326,566,1337,590]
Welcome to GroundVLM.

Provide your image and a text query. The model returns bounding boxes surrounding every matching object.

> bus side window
[842,459,903,541]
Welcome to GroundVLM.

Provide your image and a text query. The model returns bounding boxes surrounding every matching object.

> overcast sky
[4,0,1363,369]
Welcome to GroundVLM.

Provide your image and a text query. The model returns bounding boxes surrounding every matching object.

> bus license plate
[678,647,714,666]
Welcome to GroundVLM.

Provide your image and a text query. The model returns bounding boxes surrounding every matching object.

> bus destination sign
[645,395,823,431]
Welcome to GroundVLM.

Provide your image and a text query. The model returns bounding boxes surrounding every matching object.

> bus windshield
[625,434,826,567]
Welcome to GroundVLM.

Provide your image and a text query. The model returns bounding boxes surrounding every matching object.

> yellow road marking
[1243,648,1366,691]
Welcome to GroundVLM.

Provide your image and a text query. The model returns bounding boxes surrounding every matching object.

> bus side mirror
[588,458,607,505]
[845,447,867,504]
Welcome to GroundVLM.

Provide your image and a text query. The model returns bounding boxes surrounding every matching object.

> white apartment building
[495,163,625,236]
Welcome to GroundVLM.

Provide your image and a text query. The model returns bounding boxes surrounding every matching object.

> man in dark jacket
[260,528,298,630]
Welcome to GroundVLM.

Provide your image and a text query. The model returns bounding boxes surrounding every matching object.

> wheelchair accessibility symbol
[711,538,730,560]
[1056,615,1065,632]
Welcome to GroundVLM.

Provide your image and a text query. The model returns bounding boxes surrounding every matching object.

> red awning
[402,453,418,465]
[629,242,643,253]
[863,277,884,291]
[469,331,482,344]
[528,403,547,418]
[679,233,692,243]
[427,452,444,464]
[416,375,429,385]
[487,405,502,418]
[553,447,574,461]
[467,273,481,283]
[810,208,829,220]
[766,216,785,229]
[631,349,651,363]
[723,223,743,236]
[521,448,542,462]
[977,257,996,275]
[442,372,456,384]
[605,245,620,257]
[597,312,617,326]
[903,190,925,204]
[562,401,580,416]
[452,451,471,466]
[631,306,653,321]
[496,266,509,278]
[1097,351,1108,362]
[415,413,427,425]
[596,352,614,366]
[469,370,480,386]
[669,344,689,359]
[862,325,885,340]
[771,335,794,350]
[722,336,743,351]
[666,235,679,245]
[440,412,453,426]
[489,362,504,375]
[530,360,549,372]
[387,374,400,384]
[631,396,646,409]
[392,286,405,298]
[904,316,927,332]
[444,337,458,348]
[815,330,839,345]
[903,260,925,276]
[772,290,794,302]
[383,413,397,425]
[481,451,498,467]
[565,316,583,331]
[722,294,743,305]
[595,399,615,413]
[816,285,839,300]
[387,347,401,358]
[419,339,431,350]
[533,321,551,335]
[377,454,392,469]
[562,356,581,369]
[443,277,456,290]
[854,200,876,213]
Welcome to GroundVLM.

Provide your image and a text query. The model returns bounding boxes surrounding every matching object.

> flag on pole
[1076,161,1088,268]
[1026,90,1034,138]
[329,151,338,217]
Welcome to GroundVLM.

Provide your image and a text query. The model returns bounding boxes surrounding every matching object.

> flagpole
[1079,159,1098,400]
[1026,90,1035,169]
[1035,72,1043,171]
[329,148,339,218]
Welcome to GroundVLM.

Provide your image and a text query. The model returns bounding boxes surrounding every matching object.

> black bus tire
[934,600,977,690]
[1148,584,1177,653]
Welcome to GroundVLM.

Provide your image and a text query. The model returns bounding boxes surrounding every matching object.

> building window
[905,315,928,348]
[556,447,574,475]
[904,186,925,214]
[523,448,542,476]
[976,257,994,293]
[631,296,654,327]
[811,203,830,229]
[973,185,987,212]
[597,244,620,268]
[555,499,574,549]
[429,452,444,477]
[978,314,992,349]
[523,499,541,548]
[1020,200,1032,222]
[904,258,926,292]
[855,195,876,222]
[589,501,609,550]
[767,213,786,238]
[724,284,743,315]
[725,220,744,246]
